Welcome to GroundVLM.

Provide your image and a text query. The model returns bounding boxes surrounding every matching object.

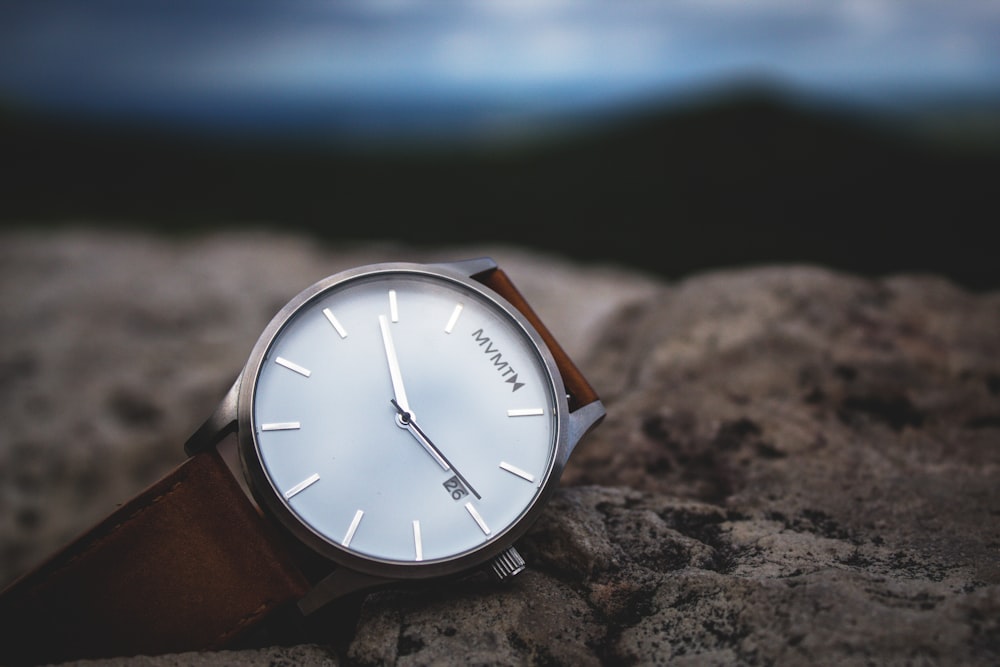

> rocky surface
[1,230,998,665]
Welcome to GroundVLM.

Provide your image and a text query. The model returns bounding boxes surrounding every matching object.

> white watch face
[248,268,561,567]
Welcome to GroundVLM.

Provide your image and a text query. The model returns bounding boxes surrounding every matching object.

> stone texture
[1,230,998,665]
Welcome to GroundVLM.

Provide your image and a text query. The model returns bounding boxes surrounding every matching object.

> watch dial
[250,270,559,565]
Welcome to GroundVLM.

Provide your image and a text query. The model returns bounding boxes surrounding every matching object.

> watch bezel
[235,260,571,580]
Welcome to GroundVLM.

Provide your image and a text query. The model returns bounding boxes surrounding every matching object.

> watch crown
[490,546,526,581]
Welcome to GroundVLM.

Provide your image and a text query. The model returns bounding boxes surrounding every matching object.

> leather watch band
[0,449,310,666]
[476,267,600,412]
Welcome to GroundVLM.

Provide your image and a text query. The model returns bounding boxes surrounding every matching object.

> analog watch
[0,258,605,665]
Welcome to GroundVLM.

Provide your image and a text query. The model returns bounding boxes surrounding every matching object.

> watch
[0,258,605,665]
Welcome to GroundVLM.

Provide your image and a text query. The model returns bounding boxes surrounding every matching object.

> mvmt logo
[471,328,525,392]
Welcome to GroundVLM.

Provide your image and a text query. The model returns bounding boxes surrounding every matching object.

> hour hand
[378,314,410,413]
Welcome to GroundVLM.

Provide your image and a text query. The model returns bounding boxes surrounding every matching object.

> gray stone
[57,644,340,667]
[1,231,998,665]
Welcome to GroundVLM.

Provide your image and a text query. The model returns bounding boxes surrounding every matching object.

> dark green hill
[2,90,997,288]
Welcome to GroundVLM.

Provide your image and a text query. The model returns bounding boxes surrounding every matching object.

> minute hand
[379,316,450,471]
[378,314,410,413]
[390,400,481,500]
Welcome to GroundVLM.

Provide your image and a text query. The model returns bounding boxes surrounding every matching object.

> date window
[443,475,469,501]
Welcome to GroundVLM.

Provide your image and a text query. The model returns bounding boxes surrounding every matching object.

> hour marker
[323,308,348,338]
[389,290,399,322]
[275,356,311,377]
[499,461,535,483]
[444,303,464,333]
[342,509,364,547]
[261,422,301,431]
[283,473,320,500]
[412,520,423,561]
[465,502,491,535]
[507,408,544,417]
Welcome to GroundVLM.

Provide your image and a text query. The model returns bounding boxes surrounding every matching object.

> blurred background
[2,1,999,289]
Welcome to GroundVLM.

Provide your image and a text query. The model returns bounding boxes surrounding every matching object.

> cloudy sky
[1,1,998,137]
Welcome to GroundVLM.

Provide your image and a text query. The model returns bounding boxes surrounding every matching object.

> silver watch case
[186,258,605,607]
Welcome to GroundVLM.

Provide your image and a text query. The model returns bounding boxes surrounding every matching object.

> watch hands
[378,314,411,413]
[391,399,482,500]
[379,314,481,499]
[379,315,450,470]
[390,398,450,471]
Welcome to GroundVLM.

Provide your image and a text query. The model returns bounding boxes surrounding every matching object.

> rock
[45,644,341,667]
[1,231,998,665]
[568,265,1000,586]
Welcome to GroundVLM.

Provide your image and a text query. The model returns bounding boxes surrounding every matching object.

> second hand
[391,399,482,500]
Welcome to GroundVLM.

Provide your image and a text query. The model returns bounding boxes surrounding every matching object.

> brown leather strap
[477,267,600,412]
[0,449,310,666]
